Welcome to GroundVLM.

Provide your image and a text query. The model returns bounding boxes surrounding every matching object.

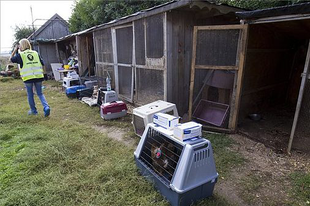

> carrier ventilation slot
[194,149,210,167]
[139,128,183,185]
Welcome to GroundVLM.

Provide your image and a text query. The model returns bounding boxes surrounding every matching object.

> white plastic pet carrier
[134,123,218,206]
[133,100,178,137]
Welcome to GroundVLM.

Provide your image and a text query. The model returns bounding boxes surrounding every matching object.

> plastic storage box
[133,100,179,137]
[193,100,229,127]
[134,123,218,206]
[97,88,118,106]
[153,113,179,130]
[173,122,202,141]
[66,85,86,98]
[100,101,127,120]
[63,77,80,88]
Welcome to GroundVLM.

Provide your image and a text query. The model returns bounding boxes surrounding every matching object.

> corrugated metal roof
[56,0,243,42]
[236,2,310,20]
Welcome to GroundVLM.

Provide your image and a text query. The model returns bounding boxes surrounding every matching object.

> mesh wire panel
[136,68,164,104]
[296,78,310,137]
[196,29,240,66]
[146,14,164,58]
[135,19,146,65]
[95,64,115,88]
[118,66,132,98]
[94,29,113,63]
[139,127,183,185]
[116,26,133,64]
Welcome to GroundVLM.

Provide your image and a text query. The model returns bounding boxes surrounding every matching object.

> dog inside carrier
[134,123,218,206]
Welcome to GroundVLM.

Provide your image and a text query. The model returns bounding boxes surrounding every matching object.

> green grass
[0,80,242,206]
[204,132,245,178]
[290,171,310,205]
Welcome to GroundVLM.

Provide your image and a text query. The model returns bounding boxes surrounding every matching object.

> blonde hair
[19,38,32,51]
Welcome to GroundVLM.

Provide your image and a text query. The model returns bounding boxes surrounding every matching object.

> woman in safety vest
[10,38,50,117]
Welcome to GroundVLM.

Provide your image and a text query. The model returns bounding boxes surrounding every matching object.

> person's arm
[9,45,19,62]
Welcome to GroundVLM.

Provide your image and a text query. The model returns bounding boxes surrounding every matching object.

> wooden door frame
[188,24,249,131]
[112,24,135,103]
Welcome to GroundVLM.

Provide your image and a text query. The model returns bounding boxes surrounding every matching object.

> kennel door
[114,25,134,102]
[189,25,248,131]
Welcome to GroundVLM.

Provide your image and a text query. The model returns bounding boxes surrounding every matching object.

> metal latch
[300,73,310,79]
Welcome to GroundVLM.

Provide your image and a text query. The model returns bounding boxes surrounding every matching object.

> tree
[68,0,168,33]
[13,26,34,47]
[217,0,310,10]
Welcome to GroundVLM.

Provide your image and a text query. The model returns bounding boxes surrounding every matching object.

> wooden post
[287,40,310,154]
[188,26,198,120]
[228,24,249,130]
[86,36,90,76]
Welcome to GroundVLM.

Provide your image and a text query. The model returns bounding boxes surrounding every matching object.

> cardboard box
[173,122,202,141]
[153,112,179,130]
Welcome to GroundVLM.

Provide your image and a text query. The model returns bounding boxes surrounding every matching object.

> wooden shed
[187,2,310,153]
[28,14,70,73]
[235,3,310,153]
[91,0,242,111]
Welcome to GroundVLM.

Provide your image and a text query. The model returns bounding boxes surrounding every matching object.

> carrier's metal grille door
[189,25,248,131]
[114,26,134,102]
[139,128,183,185]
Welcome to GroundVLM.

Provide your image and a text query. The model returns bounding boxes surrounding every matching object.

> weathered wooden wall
[38,43,59,73]
[77,34,95,76]
[35,18,69,40]
[166,10,239,116]
[240,24,299,117]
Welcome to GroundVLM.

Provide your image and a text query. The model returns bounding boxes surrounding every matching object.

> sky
[0,0,75,53]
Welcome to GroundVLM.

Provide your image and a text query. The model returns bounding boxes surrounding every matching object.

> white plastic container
[173,122,202,141]
[153,112,179,130]
[133,100,179,137]
[62,77,80,88]
[97,90,118,105]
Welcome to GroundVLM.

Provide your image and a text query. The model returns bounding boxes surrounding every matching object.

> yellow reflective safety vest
[19,49,44,82]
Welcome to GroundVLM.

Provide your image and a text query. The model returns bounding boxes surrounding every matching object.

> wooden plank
[166,10,173,103]
[132,21,136,102]
[188,26,198,120]
[183,12,194,116]
[163,12,168,101]
[229,24,249,130]
[86,36,90,76]
[202,125,233,133]
[195,65,238,70]
[247,14,310,25]
[197,24,244,31]
[111,28,119,94]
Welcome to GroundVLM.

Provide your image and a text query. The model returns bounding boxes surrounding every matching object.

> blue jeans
[25,81,49,114]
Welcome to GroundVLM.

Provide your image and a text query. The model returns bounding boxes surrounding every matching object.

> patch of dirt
[92,125,135,148]
[216,133,310,206]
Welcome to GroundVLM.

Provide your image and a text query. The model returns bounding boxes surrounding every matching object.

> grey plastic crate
[134,124,218,206]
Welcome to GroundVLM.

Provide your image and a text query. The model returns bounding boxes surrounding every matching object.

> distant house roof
[56,0,243,42]
[28,13,69,41]
[236,2,310,20]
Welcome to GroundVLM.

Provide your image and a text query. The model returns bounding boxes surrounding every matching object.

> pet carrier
[62,77,80,88]
[97,88,118,106]
[66,85,86,98]
[76,88,93,100]
[100,101,127,120]
[133,100,179,137]
[134,123,218,206]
